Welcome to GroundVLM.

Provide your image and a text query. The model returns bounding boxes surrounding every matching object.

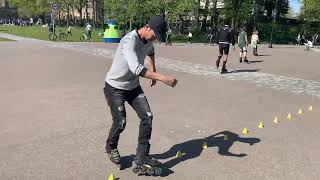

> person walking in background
[312,34,318,46]
[207,27,214,44]
[296,33,301,45]
[165,27,172,46]
[67,25,72,37]
[187,31,192,45]
[86,23,93,39]
[238,26,248,63]
[251,30,259,56]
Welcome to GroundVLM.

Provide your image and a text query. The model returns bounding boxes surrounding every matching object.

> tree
[223,0,253,28]
[10,0,54,23]
[74,0,87,19]
[57,0,75,26]
[263,0,290,20]
[301,0,320,21]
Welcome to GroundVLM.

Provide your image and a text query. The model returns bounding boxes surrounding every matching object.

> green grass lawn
[0,25,212,43]
[0,25,105,42]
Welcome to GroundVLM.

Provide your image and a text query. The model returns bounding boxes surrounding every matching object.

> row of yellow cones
[176,106,314,159]
[242,106,313,134]
[108,106,313,179]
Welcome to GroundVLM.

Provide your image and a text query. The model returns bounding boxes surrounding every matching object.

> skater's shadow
[152,131,260,176]
[257,54,271,57]
[248,60,264,64]
[228,69,261,73]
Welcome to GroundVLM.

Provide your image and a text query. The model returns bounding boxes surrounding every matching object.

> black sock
[222,61,227,70]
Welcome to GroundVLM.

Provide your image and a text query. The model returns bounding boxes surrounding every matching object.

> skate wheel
[146,168,154,175]
[155,167,162,175]
[132,167,140,174]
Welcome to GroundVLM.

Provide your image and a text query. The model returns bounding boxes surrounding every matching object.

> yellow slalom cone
[298,109,303,115]
[258,122,264,128]
[202,142,208,149]
[308,106,313,111]
[175,151,183,158]
[224,135,229,141]
[107,173,115,180]
[242,128,249,134]
[287,113,292,120]
[273,117,280,124]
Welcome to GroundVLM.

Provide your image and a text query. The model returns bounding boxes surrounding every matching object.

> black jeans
[104,82,153,156]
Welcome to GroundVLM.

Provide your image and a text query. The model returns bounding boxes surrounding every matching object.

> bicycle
[49,29,67,41]
[80,31,91,42]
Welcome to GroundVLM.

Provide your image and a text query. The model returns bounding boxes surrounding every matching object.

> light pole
[268,0,277,48]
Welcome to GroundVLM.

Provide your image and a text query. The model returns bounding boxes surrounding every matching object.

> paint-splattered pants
[104,82,153,156]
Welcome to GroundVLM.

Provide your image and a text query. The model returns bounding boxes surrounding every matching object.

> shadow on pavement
[248,60,264,63]
[152,131,261,177]
[256,54,271,56]
[228,69,261,73]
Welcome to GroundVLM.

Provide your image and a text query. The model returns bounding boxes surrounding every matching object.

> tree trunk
[179,15,184,34]
[196,0,201,29]
[210,0,218,28]
[201,0,209,31]
[85,2,89,22]
[92,0,96,26]
[67,4,70,27]
[77,8,83,20]
[41,13,45,25]
[71,5,75,25]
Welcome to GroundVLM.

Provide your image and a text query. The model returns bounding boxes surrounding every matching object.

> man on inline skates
[104,16,178,174]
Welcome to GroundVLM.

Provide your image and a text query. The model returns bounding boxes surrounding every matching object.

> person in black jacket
[216,20,235,74]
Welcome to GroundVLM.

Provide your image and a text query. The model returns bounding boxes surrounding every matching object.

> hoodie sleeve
[122,38,148,76]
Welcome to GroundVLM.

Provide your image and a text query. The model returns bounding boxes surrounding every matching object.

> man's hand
[160,75,178,87]
[143,70,178,88]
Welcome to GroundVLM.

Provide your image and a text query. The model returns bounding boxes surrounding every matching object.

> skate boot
[107,149,122,169]
[132,155,162,176]
[221,68,228,74]
[239,57,242,63]
[221,61,228,74]
[244,57,249,63]
[216,55,222,69]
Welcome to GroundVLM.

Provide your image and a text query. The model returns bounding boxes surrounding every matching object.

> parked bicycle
[49,29,67,41]
[80,31,91,42]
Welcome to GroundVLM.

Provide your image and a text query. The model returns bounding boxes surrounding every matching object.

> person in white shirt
[86,23,92,39]
[305,39,313,50]
[251,30,259,56]
[187,31,192,44]
[67,26,72,37]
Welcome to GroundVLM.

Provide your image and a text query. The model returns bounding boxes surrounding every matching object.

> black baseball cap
[148,16,167,42]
